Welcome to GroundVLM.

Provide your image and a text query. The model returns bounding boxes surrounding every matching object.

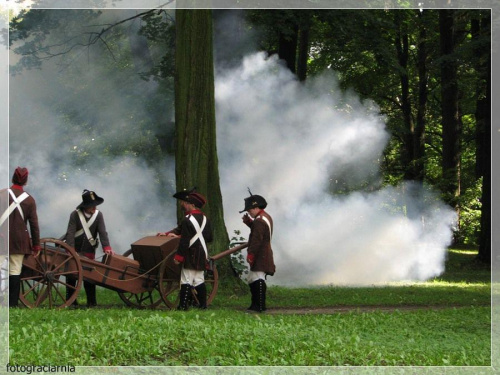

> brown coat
[65,209,111,256]
[1,186,40,255]
[247,210,275,275]
[173,210,213,271]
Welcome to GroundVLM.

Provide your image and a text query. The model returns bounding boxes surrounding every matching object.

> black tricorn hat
[239,194,267,213]
[173,187,197,201]
[77,189,104,209]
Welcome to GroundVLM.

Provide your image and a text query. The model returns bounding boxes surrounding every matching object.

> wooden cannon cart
[19,237,248,309]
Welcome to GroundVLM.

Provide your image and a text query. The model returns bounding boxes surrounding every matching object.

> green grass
[8,306,490,366]
[8,248,492,367]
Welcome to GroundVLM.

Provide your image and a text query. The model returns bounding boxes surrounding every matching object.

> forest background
[5,3,492,276]
[1,0,499,373]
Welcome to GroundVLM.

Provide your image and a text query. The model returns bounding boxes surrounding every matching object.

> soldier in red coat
[0,167,41,307]
[158,188,213,310]
[241,191,275,312]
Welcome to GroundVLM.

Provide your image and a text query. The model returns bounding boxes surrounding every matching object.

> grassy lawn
[8,248,491,367]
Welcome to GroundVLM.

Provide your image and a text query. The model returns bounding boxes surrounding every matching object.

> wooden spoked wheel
[205,264,219,306]
[20,238,83,309]
[117,249,163,309]
[158,251,181,309]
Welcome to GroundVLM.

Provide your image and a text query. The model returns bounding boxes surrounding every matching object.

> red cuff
[247,254,255,264]
[174,254,185,263]
[103,246,112,251]
[32,245,41,252]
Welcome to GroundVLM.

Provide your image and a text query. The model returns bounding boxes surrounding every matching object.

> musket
[209,242,248,261]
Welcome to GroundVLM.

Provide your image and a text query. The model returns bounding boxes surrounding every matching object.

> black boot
[9,275,21,308]
[194,283,207,309]
[259,279,267,312]
[246,281,258,312]
[84,282,97,307]
[255,279,267,312]
[66,277,78,306]
[177,284,191,311]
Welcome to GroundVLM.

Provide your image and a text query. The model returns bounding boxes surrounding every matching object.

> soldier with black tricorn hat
[158,187,213,310]
[240,189,275,312]
[64,189,114,307]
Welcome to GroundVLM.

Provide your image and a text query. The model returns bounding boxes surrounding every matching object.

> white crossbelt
[0,189,29,226]
[76,209,99,247]
[188,215,208,257]
[257,215,273,239]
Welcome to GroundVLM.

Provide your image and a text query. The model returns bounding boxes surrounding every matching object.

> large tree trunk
[472,12,491,263]
[174,9,231,271]
[439,10,461,216]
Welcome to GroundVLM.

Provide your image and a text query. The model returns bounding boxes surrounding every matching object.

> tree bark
[414,10,428,182]
[297,26,309,82]
[278,24,298,74]
[472,12,491,263]
[439,9,461,213]
[174,9,231,268]
[394,11,415,181]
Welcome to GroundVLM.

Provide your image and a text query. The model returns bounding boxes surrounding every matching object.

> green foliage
[456,178,482,245]
[229,230,249,279]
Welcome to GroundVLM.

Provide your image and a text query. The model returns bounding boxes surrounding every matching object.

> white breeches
[247,271,266,284]
[180,267,205,287]
[9,254,25,276]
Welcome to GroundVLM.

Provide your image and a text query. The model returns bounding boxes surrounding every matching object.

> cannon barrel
[209,242,248,261]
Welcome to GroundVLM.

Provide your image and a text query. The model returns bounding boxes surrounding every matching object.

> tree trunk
[278,25,298,74]
[297,26,309,81]
[394,11,415,181]
[174,9,231,272]
[472,12,491,263]
[439,10,461,214]
[414,10,428,182]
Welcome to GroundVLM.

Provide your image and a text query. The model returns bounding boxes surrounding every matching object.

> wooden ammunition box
[103,253,141,273]
[131,236,180,275]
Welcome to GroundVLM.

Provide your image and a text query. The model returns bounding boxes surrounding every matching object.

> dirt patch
[262,304,489,315]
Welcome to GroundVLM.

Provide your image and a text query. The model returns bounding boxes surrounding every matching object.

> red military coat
[1,185,40,255]
[247,210,275,276]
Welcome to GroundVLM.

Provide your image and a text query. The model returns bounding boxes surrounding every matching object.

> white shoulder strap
[76,209,99,246]
[257,215,273,240]
[188,215,208,257]
[0,189,29,226]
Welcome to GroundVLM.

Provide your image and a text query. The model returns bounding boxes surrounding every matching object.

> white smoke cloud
[9,10,457,285]
[9,11,177,255]
[216,52,457,286]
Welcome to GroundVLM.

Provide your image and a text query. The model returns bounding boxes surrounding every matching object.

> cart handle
[209,242,248,261]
